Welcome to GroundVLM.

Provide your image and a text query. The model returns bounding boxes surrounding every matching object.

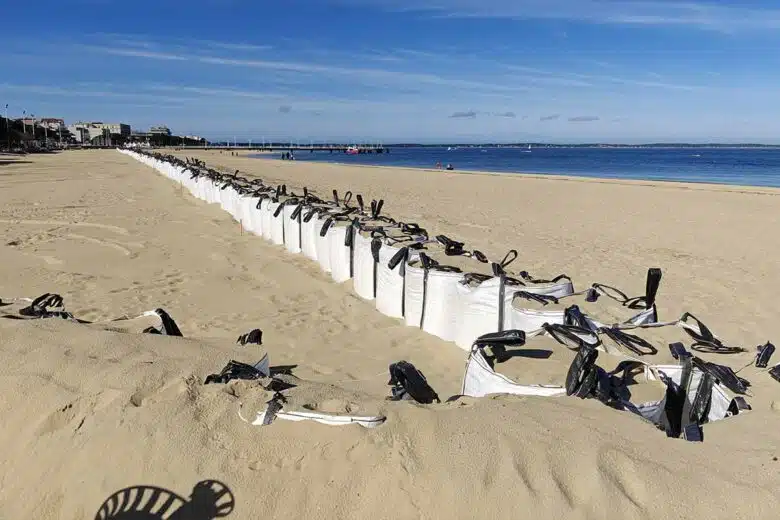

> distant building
[150,126,172,136]
[38,118,66,132]
[184,135,206,142]
[68,122,131,143]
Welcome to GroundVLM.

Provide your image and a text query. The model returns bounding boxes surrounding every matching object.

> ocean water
[254,147,780,188]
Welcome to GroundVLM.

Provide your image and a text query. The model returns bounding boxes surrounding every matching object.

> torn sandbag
[95,308,184,336]
[204,354,271,384]
[509,268,661,336]
[239,393,386,428]
[461,330,568,398]
[566,343,750,442]
[1,293,76,321]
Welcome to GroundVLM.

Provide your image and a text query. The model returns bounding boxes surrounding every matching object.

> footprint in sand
[37,401,83,436]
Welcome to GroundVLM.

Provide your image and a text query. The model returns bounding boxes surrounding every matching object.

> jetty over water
[177,144,388,154]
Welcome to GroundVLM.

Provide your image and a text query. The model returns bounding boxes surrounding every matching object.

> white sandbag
[402,261,464,341]
[260,199,274,241]
[300,208,322,261]
[242,197,264,235]
[283,202,302,254]
[462,346,566,398]
[207,181,221,204]
[375,243,415,319]
[352,232,377,300]
[454,276,575,351]
[315,215,332,273]
[222,187,240,219]
[403,262,425,328]
[238,196,261,232]
[419,269,465,341]
[328,224,352,283]
[268,201,285,245]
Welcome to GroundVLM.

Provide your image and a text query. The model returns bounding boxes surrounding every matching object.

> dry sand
[1,149,779,519]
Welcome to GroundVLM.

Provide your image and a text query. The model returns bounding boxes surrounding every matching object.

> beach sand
[1,149,779,519]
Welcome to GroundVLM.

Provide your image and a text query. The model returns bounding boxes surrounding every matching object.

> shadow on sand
[94,480,234,519]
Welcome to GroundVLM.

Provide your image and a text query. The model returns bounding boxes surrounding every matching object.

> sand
[1,149,779,519]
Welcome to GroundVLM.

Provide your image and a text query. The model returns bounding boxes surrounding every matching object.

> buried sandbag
[204,354,271,384]
[237,329,263,346]
[1,293,75,321]
[240,392,386,428]
[102,308,184,336]
[387,360,440,404]
[1,293,184,336]
[458,324,754,441]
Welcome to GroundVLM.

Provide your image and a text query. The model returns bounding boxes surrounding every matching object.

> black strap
[435,235,465,256]
[297,203,303,247]
[519,272,571,285]
[497,275,506,332]
[371,238,382,299]
[319,218,333,237]
[599,327,657,356]
[624,268,663,309]
[401,248,408,317]
[492,250,518,276]
[544,323,600,350]
[563,305,591,330]
[514,291,557,306]
[419,255,432,329]
[680,313,745,354]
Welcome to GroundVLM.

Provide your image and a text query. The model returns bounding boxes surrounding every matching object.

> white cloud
[327,0,780,31]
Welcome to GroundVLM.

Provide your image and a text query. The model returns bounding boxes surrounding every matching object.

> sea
[254,147,780,188]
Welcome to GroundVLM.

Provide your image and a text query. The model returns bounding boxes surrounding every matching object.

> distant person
[435,161,442,169]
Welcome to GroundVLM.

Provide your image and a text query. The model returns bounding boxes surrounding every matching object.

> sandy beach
[1,149,779,519]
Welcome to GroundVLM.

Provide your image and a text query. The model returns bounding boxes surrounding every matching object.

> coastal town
[0,113,205,151]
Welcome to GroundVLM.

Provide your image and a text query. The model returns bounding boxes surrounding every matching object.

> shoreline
[243,151,780,195]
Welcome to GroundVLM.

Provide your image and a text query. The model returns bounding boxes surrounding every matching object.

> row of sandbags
[119,148,663,352]
[119,149,780,442]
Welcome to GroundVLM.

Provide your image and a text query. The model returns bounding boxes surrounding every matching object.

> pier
[176,144,388,154]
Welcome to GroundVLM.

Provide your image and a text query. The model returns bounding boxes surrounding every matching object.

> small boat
[523,144,532,153]
[345,145,359,155]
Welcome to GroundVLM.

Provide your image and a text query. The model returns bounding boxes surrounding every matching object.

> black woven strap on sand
[519,271,571,285]
[599,327,657,356]
[514,291,558,306]
[543,323,600,350]
[680,313,746,354]
[435,235,465,256]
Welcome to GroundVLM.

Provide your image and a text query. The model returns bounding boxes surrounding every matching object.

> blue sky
[2,0,780,143]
